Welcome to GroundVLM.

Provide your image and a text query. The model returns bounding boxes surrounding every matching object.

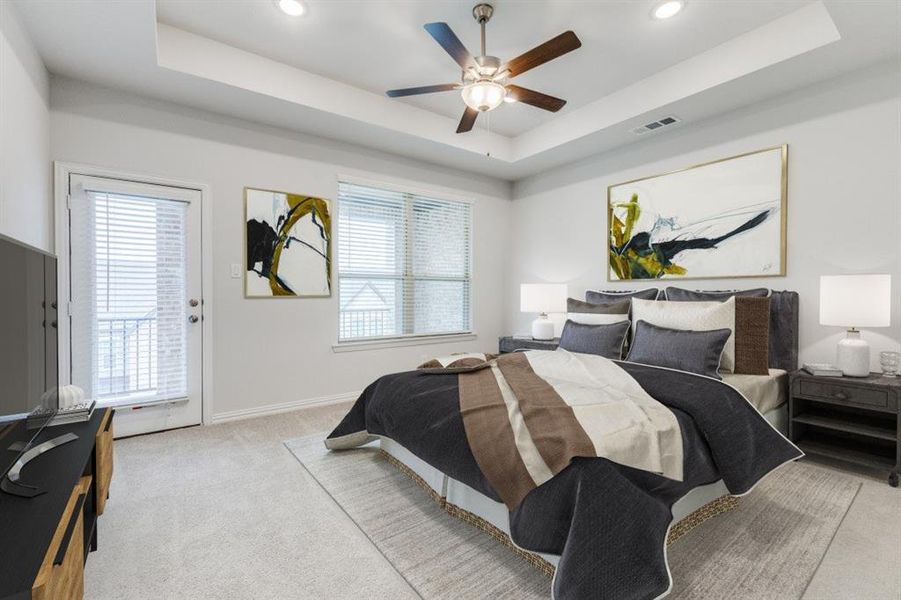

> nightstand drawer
[799,380,889,409]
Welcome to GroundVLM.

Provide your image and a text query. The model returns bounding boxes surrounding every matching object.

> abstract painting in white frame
[608,145,787,281]
[245,187,331,297]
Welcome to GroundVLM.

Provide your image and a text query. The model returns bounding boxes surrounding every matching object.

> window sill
[332,333,477,353]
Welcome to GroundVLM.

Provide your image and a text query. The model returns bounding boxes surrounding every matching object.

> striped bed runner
[459,350,683,509]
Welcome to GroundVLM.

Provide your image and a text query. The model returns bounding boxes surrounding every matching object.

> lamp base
[837,330,870,377]
[531,316,555,341]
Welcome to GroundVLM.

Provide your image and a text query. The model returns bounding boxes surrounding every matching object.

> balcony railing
[339,308,392,340]
[96,314,157,397]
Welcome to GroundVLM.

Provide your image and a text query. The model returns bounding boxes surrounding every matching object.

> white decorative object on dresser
[520,284,566,341]
[819,274,892,377]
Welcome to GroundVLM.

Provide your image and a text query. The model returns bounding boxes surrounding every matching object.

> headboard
[585,288,800,372]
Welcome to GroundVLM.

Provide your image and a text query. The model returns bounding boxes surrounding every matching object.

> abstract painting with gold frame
[245,187,331,297]
[608,145,787,281]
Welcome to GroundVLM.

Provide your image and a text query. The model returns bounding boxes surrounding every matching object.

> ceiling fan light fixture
[652,0,684,20]
[276,0,305,17]
[461,81,506,112]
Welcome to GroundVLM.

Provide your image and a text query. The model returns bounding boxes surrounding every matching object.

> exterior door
[67,174,202,437]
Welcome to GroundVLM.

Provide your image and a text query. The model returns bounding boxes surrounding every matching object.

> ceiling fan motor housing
[466,55,502,82]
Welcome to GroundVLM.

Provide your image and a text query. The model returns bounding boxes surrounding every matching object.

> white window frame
[53,162,216,425]
[332,174,476,352]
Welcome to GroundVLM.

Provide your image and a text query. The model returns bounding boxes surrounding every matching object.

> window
[337,181,472,342]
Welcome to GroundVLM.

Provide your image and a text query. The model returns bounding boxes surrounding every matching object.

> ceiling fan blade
[386,84,459,98]
[456,107,478,133]
[505,85,567,112]
[424,22,475,70]
[504,31,582,78]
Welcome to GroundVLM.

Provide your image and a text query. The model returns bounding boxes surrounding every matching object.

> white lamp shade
[819,274,891,328]
[520,283,567,314]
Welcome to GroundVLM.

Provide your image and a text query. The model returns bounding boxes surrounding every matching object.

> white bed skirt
[378,406,787,568]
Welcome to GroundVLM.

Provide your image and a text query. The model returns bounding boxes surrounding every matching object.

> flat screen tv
[0,233,59,483]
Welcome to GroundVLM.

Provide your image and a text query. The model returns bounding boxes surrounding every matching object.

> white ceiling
[154,0,809,137]
[13,0,901,181]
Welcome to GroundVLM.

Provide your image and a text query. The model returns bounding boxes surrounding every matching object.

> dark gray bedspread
[327,361,802,599]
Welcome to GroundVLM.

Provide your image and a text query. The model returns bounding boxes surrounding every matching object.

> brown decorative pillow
[734,297,770,375]
[567,298,630,315]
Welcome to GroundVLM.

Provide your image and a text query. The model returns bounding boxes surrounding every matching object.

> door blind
[70,183,189,403]
[337,181,472,342]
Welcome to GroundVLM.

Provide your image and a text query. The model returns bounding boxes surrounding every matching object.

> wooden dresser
[0,408,114,599]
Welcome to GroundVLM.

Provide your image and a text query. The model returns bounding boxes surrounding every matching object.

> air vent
[631,115,682,135]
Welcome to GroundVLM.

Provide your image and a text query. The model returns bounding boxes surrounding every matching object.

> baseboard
[209,391,360,425]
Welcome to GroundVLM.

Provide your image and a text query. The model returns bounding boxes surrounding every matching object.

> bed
[326,290,802,600]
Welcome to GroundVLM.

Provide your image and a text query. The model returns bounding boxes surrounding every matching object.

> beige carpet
[287,437,861,600]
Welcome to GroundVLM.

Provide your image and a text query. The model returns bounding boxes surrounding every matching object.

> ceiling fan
[386,3,582,134]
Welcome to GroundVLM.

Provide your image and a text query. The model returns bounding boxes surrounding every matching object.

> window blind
[70,185,188,404]
[337,181,472,342]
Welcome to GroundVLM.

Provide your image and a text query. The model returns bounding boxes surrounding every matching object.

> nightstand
[498,336,559,354]
[789,371,900,487]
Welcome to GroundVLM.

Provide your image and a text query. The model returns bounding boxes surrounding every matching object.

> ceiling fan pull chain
[486,111,491,157]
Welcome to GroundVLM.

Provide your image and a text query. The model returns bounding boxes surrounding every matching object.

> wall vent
[631,115,682,135]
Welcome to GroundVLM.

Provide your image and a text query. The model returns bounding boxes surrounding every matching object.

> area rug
[285,436,860,599]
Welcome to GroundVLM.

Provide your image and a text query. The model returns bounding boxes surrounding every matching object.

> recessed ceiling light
[276,0,305,17]
[652,0,684,20]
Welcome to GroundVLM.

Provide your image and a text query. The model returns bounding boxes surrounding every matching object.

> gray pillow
[559,319,630,359]
[567,298,630,315]
[626,320,731,379]
[663,287,769,302]
[585,288,659,304]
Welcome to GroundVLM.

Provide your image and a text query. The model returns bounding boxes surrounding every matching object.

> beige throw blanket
[455,349,683,509]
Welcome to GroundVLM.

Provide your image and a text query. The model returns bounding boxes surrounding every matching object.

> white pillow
[631,297,736,372]
[565,313,630,326]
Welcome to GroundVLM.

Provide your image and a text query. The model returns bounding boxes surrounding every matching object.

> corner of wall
[0,0,52,252]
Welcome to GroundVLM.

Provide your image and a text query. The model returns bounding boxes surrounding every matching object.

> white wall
[50,77,512,419]
[43,57,901,422]
[0,1,50,251]
[508,62,901,371]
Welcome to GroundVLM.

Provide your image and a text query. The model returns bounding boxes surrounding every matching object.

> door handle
[188,315,199,324]
[189,299,199,307]
[54,492,87,566]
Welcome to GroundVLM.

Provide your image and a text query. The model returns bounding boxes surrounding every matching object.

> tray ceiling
[154,0,810,137]
[13,0,900,180]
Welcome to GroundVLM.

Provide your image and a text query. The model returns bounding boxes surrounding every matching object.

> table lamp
[819,274,891,377]
[521,283,567,340]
